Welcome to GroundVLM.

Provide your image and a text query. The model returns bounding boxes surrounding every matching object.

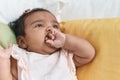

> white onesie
[11,44,78,80]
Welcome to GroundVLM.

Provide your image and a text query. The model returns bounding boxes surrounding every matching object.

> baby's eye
[53,25,59,29]
[35,24,42,28]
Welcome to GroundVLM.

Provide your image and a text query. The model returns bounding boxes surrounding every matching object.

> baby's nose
[46,27,54,34]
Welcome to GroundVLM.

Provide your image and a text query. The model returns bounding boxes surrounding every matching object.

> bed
[0,0,120,80]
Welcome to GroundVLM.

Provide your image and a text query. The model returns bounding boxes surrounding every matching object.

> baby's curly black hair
[9,8,54,38]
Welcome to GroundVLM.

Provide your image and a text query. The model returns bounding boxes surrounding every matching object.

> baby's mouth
[44,31,56,48]
[45,32,51,42]
[45,31,55,42]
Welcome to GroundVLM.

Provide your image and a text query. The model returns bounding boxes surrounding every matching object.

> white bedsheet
[0,0,120,24]
[61,0,120,20]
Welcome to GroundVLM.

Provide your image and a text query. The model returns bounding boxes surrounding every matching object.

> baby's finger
[50,33,55,40]
[46,40,55,47]
[47,33,55,40]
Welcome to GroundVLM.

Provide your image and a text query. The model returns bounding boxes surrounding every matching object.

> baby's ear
[17,36,27,49]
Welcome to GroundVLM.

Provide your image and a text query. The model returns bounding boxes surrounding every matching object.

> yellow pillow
[60,18,120,80]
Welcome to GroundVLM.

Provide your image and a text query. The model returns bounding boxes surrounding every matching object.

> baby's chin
[49,48,61,55]
[44,43,58,55]
[43,36,58,54]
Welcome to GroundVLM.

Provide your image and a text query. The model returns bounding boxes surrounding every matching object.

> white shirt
[11,44,78,80]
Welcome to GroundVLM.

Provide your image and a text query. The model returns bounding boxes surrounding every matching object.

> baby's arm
[46,29,95,67]
[0,45,13,80]
[63,34,95,67]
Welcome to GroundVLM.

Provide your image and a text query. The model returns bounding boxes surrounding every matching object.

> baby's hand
[0,45,12,59]
[45,28,66,48]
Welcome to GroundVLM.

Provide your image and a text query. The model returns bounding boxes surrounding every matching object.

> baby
[0,8,95,80]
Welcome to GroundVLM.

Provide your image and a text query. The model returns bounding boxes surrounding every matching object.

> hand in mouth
[45,29,56,48]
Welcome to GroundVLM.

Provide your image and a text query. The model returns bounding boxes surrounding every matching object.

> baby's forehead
[24,11,58,26]
[26,11,56,19]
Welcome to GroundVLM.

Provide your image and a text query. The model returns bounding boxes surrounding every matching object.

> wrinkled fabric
[11,44,77,80]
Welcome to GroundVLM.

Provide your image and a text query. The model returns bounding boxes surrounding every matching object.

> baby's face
[23,11,60,54]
